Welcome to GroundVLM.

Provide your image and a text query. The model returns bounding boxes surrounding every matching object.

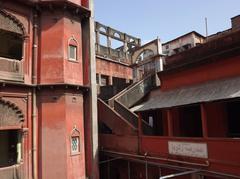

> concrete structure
[131,38,164,83]
[95,22,141,100]
[162,31,205,56]
[99,17,240,179]
[95,22,163,100]
[0,0,98,179]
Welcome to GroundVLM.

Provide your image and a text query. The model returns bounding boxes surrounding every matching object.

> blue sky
[95,0,240,44]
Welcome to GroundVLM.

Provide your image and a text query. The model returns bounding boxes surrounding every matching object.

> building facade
[162,31,205,56]
[0,0,98,179]
[99,17,240,179]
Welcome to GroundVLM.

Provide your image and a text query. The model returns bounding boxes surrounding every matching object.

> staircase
[98,74,156,135]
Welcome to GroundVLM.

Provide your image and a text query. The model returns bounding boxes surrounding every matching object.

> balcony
[0,57,23,82]
[0,164,24,179]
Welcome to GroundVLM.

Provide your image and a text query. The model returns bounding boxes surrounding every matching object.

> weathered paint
[96,57,133,81]
[0,0,93,179]
[38,89,86,179]
[160,55,240,91]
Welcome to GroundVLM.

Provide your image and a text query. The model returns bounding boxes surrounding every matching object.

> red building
[0,0,98,179]
[2,1,240,179]
[99,17,240,179]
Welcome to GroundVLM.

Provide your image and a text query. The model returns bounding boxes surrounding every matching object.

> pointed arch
[0,99,24,129]
[135,49,154,63]
[0,10,26,36]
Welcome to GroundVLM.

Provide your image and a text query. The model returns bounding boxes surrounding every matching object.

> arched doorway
[0,99,25,179]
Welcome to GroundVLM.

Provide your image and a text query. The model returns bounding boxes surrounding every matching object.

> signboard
[168,141,208,159]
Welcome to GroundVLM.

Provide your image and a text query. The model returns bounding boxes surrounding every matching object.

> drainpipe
[32,10,38,179]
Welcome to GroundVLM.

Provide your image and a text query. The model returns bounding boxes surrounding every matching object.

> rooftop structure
[162,31,205,56]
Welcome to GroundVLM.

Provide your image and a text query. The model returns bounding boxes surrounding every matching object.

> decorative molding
[0,9,26,36]
[0,99,24,128]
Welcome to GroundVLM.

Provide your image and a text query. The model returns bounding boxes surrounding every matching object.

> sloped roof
[134,76,240,112]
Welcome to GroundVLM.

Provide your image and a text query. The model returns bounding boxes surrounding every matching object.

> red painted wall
[205,102,228,137]
[63,14,83,85]
[160,55,240,91]
[96,57,133,80]
[65,93,86,179]
[38,89,86,179]
[39,11,84,85]
[1,1,91,179]
[39,11,65,84]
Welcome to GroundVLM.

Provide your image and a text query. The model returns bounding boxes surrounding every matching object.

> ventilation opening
[0,130,22,168]
[0,30,23,60]
[226,100,240,137]
[176,105,203,137]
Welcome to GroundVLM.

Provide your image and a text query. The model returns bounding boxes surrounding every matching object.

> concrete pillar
[82,0,99,178]
[96,30,100,53]
[124,41,128,59]
[107,36,111,56]
[107,36,111,48]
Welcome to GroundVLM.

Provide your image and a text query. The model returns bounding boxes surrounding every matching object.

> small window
[71,136,80,153]
[70,127,81,155]
[69,45,77,61]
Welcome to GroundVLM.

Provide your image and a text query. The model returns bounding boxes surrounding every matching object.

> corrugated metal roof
[134,76,240,112]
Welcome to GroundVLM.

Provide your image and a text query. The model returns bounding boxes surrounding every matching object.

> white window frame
[68,44,77,61]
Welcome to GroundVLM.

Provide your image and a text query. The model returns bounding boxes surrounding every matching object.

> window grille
[71,136,80,153]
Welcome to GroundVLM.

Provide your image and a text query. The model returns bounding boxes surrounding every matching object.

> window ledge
[68,59,79,63]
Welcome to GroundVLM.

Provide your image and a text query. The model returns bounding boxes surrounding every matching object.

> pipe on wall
[32,10,38,179]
